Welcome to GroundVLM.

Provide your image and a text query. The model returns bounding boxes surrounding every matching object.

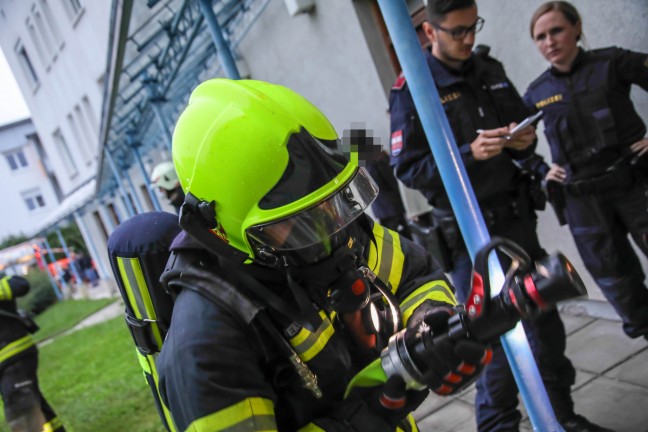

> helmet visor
[247,168,378,253]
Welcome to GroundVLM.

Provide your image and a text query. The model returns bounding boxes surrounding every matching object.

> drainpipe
[375,2,562,430]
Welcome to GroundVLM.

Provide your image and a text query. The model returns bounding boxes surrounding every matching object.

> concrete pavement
[413,299,648,432]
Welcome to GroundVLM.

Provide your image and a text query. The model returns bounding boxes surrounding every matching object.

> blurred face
[532,10,581,72]
[424,5,479,68]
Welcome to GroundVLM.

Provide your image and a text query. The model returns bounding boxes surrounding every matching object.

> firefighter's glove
[412,307,492,396]
[344,375,428,430]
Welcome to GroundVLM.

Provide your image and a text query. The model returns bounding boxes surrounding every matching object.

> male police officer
[388,1,606,431]
[0,275,64,432]
[156,78,491,431]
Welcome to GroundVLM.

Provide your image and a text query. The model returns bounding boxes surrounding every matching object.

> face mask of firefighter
[286,222,402,351]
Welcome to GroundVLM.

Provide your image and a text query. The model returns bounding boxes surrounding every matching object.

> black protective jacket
[157,219,456,431]
[0,276,36,370]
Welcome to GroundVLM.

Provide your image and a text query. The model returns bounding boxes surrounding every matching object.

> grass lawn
[0,316,164,432]
[33,298,116,343]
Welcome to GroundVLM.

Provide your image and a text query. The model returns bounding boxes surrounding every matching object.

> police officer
[524,1,648,341]
[150,161,186,214]
[365,149,412,240]
[389,1,608,431]
[0,275,64,432]
[156,79,491,431]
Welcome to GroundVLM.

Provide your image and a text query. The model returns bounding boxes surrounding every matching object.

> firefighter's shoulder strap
[107,211,180,432]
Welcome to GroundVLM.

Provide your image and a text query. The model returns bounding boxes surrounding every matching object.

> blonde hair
[530,1,586,47]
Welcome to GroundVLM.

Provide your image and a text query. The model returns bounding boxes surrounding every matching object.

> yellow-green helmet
[172,79,377,265]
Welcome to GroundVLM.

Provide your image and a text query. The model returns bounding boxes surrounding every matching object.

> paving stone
[415,399,476,432]
[413,392,459,419]
[565,319,646,373]
[559,312,596,336]
[604,346,648,388]
[570,376,648,431]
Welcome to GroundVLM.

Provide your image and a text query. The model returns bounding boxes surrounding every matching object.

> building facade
[1,0,646,301]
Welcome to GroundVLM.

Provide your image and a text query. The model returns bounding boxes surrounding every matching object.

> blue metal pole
[55,226,83,288]
[105,151,136,218]
[38,240,62,300]
[198,0,241,80]
[375,2,562,431]
[133,146,162,211]
[43,238,67,298]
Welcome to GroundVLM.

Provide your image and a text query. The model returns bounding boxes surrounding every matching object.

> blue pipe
[43,239,66,299]
[105,151,136,218]
[198,0,241,80]
[55,227,83,291]
[375,2,562,430]
[39,240,62,300]
[133,146,163,212]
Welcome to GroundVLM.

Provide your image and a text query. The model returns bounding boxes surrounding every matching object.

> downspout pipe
[375,2,562,431]
[198,0,241,80]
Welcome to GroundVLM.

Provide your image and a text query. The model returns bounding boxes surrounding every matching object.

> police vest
[525,48,645,167]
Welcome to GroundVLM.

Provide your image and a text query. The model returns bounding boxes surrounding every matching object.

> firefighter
[0,275,64,432]
[150,161,186,214]
[156,78,492,431]
[525,1,648,342]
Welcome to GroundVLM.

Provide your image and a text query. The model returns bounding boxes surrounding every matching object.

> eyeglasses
[432,17,485,40]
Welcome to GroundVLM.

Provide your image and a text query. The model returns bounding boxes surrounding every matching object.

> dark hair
[529,1,581,40]
[426,0,476,24]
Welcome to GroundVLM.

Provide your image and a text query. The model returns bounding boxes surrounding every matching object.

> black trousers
[1,352,64,432]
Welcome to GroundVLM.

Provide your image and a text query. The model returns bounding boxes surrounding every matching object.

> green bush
[16,269,59,315]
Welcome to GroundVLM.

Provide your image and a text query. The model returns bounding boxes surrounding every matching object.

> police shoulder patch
[392,72,406,90]
[391,130,403,156]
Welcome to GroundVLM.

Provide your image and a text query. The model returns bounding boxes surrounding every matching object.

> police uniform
[0,276,64,431]
[524,47,648,339]
[365,151,411,238]
[157,219,456,431]
[389,50,576,430]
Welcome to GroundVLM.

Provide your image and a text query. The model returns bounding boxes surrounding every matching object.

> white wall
[0,0,111,195]
[0,119,59,239]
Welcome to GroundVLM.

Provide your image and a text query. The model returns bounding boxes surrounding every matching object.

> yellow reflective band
[0,335,35,364]
[42,416,64,432]
[368,224,404,294]
[117,257,163,349]
[0,277,12,300]
[298,424,325,432]
[396,414,419,432]
[400,281,457,326]
[289,311,334,362]
[185,397,276,432]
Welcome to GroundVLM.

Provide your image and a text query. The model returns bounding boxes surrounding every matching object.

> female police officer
[524,1,648,341]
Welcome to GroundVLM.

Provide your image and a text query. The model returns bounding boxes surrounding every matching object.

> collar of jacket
[426,49,477,88]
[550,47,586,77]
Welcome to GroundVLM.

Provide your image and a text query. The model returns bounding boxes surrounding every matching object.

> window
[26,18,47,66]
[5,149,29,171]
[67,108,92,164]
[64,0,84,22]
[15,42,39,88]
[92,210,109,241]
[22,189,46,211]
[52,129,78,176]
[140,184,155,211]
[37,0,62,47]
[82,96,98,136]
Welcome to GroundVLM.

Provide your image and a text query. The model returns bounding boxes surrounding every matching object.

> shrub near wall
[17,269,59,315]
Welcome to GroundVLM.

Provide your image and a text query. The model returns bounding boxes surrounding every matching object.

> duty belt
[564,160,635,197]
